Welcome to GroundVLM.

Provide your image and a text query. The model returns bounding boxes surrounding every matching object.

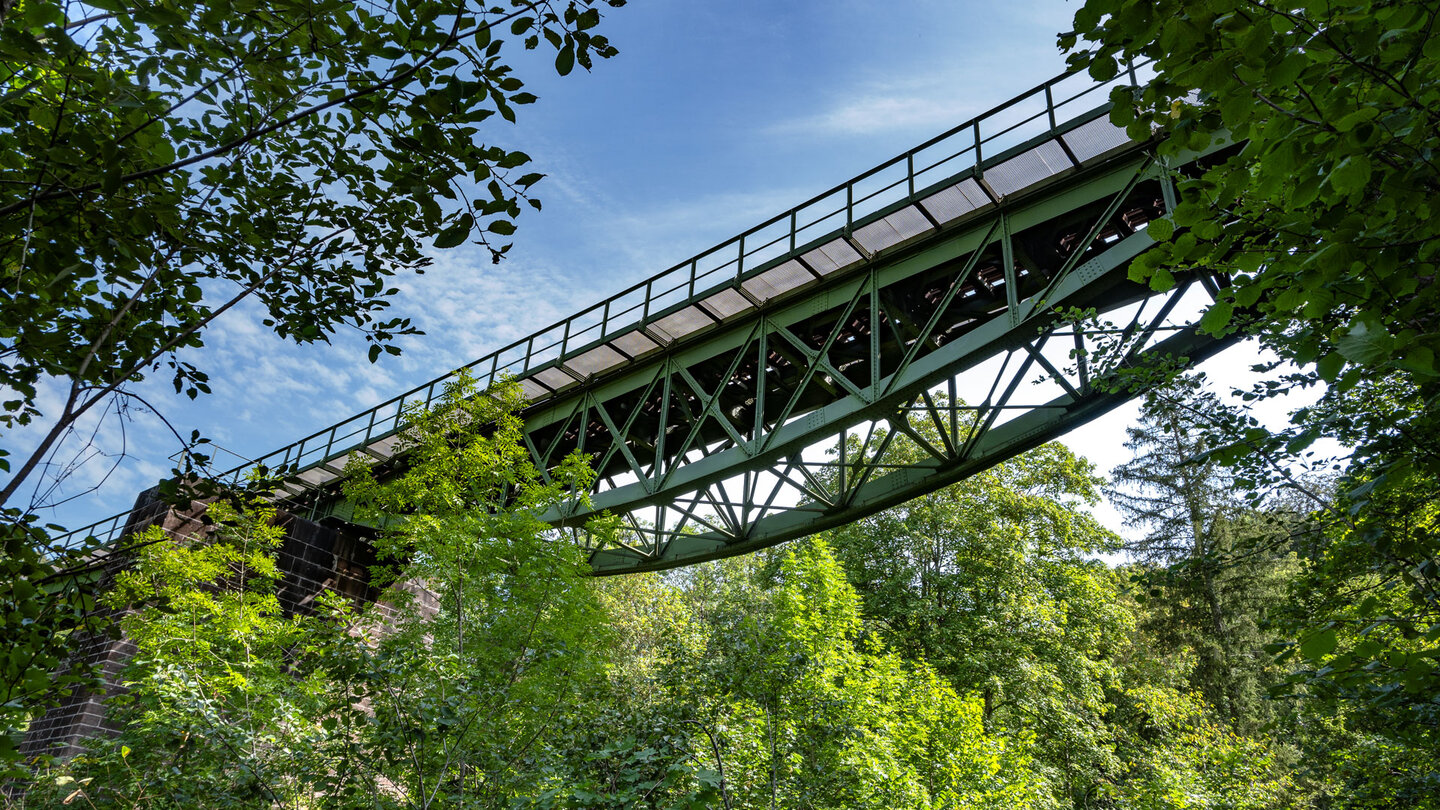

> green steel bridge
[69,63,1237,574]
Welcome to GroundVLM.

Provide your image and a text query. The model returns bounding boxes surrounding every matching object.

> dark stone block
[21,493,389,761]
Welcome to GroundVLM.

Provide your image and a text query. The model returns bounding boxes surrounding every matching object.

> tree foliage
[1107,376,1300,734]
[18,375,624,807]
[0,522,103,777]
[18,2,1440,798]
[0,0,622,509]
[1064,2,1440,802]
[826,437,1129,805]
[0,0,623,776]
[6,380,1311,808]
[598,540,1051,810]
[1064,0,1439,388]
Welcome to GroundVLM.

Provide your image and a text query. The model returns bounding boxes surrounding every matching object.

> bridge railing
[55,60,1148,547]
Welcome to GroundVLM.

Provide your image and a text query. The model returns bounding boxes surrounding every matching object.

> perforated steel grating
[742,260,815,302]
[653,305,714,342]
[535,367,576,391]
[852,205,935,253]
[803,238,863,275]
[700,287,754,319]
[919,178,992,224]
[983,140,1073,198]
[518,378,550,399]
[298,467,335,486]
[565,344,626,377]
[1061,115,1133,162]
[609,330,660,358]
[363,434,401,456]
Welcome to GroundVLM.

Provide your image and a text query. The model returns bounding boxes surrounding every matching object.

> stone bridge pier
[20,488,392,762]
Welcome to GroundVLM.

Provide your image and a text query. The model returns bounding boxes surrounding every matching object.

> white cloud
[769,92,982,139]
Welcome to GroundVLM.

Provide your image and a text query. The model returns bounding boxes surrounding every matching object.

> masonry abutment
[19,486,402,761]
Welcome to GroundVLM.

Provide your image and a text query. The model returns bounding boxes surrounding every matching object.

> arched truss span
[321,140,1235,574]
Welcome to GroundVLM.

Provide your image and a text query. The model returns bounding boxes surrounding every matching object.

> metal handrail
[53,60,1147,547]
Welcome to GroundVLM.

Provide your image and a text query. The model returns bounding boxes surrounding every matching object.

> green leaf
[1335,320,1390,365]
[498,151,531,169]
[433,214,475,249]
[1301,629,1337,660]
[1334,107,1378,133]
[1316,351,1345,382]
[1199,300,1234,335]
[1146,217,1174,242]
[555,43,576,76]
[1088,55,1118,81]
[1328,155,1372,195]
[1396,346,1436,377]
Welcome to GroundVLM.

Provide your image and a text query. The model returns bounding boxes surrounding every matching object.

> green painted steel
[508,150,1233,572]
[61,62,1240,575]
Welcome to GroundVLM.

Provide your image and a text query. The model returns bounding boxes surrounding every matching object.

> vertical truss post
[1002,214,1018,325]
[869,271,881,391]
[754,329,769,444]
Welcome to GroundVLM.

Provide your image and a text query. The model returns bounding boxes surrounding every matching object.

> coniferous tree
[1107,376,1292,735]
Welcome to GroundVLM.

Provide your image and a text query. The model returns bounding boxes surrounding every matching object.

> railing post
[1045,84,1056,129]
[789,210,797,252]
[907,152,915,196]
[600,301,611,340]
[973,121,983,176]
[736,235,745,281]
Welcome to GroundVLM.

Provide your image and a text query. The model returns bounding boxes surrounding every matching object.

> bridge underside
[316,138,1234,574]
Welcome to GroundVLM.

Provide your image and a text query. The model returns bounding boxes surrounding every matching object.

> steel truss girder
[579,281,1231,573]
[548,153,1219,571]
[319,145,1231,574]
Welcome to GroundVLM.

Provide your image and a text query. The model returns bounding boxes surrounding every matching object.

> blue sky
[16,1,1320,538]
